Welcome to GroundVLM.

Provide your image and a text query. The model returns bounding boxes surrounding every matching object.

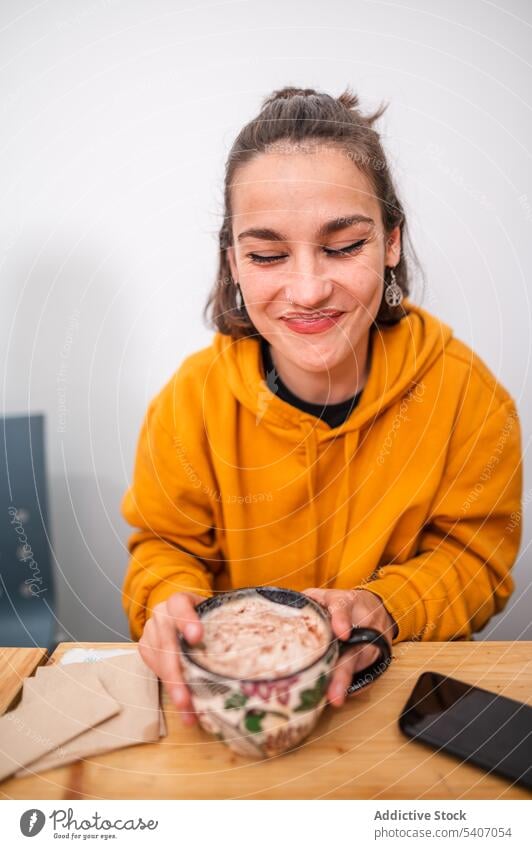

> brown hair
[203,85,421,338]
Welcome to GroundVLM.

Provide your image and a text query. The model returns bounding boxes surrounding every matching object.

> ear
[384,225,401,267]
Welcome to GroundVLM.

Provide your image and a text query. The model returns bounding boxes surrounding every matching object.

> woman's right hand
[138,591,206,726]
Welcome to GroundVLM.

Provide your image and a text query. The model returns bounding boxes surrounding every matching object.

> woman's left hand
[302,588,397,707]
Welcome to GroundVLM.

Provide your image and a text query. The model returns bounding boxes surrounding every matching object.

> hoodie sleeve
[357,394,523,643]
[120,370,221,641]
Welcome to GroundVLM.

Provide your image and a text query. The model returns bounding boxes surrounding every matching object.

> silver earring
[234,281,244,310]
[384,268,403,307]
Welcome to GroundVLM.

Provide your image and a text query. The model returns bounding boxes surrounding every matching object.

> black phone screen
[398,671,532,790]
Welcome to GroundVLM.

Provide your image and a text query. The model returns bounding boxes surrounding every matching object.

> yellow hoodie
[121,300,523,643]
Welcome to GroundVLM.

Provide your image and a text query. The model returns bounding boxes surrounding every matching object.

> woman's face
[227,144,401,374]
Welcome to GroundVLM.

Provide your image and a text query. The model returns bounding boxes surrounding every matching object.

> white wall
[1,0,530,642]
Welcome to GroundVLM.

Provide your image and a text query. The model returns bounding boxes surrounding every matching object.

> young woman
[121,86,523,725]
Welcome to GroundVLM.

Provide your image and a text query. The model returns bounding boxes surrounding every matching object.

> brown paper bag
[16,651,163,776]
[0,676,120,782]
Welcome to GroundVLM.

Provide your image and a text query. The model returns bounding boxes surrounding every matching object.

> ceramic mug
[178,586,393,758]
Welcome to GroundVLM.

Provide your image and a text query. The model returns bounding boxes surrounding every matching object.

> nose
[284,248,333,308]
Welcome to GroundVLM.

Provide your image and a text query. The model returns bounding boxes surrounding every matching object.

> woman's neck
[268,330,371,405]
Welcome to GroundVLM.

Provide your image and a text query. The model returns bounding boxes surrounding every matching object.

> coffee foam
[190,595,330,679]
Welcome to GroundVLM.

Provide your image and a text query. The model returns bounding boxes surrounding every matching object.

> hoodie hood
[213,299,453,439]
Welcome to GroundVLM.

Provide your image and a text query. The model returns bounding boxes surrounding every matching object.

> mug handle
[338,627,392,695]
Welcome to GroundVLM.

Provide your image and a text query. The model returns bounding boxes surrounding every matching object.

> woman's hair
[204,85,420,338]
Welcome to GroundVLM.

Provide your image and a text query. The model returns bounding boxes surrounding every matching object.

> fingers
[329,599,355,641]
[304,588,354,641]
[141,616,195,724]
[327,644,378,707]
[157,618,197,722]
[303,589,384,706]
[302,587,327,605]
[327,648,359,706]
[303,587,340,623]
[140,594,204,726]
[166,592,204,644]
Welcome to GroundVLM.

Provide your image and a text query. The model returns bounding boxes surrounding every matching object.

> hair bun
[261,85,376,121]
[261,86,318,108]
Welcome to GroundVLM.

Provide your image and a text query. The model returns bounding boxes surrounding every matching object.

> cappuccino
[189,594,329,679]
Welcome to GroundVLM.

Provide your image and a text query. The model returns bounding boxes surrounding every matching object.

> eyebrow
[237,214,375,243]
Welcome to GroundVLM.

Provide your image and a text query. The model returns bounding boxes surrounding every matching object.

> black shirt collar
[259,337,362,429]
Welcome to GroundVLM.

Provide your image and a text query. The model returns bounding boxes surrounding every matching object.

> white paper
[59,647,137,665]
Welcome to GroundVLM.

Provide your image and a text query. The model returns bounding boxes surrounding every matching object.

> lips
[280,311,345,335]
[281,311,344,321]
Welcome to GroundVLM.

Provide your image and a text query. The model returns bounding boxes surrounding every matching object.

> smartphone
[398,671,532,790]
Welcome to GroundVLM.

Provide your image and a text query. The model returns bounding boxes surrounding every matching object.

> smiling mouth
[281,311,344,321]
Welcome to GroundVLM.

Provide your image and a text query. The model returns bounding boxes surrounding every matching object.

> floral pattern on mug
[240,674,300,705]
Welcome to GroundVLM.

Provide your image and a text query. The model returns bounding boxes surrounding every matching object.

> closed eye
[248,239,367,264]
[324,239,367,257]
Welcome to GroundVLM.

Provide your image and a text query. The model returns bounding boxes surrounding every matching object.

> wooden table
[1,640,531,800]
[0,647,48,714]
